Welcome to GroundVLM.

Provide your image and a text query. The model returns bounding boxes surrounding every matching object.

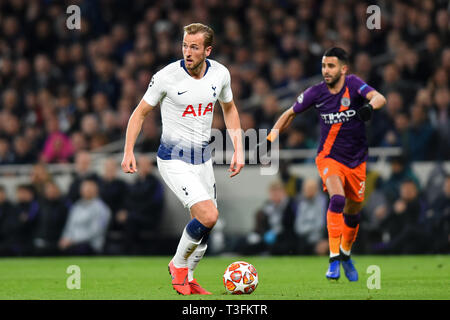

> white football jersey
[143,59,233,164]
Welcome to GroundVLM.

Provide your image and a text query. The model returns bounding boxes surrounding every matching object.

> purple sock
[343,212,361,228]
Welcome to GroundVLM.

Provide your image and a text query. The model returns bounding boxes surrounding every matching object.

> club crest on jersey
[182,102,214,117]
[341,97,351,107]
[212,85,217,97]
[321,109,356,124]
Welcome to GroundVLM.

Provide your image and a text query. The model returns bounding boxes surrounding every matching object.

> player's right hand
[121,152,137,173]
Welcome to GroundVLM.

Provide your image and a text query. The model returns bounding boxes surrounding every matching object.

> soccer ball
[223,261,258,294]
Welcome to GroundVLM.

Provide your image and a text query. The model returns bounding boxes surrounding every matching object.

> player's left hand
[357,103,373,121]
[228,151,244,177]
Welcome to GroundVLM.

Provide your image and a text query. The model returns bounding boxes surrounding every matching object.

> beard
[186,56,205,71]
[324,72,341,88]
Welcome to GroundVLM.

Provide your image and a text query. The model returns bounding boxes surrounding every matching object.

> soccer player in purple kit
[265,47,386,281]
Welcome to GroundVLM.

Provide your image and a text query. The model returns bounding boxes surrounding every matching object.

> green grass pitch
[0,255,448,300]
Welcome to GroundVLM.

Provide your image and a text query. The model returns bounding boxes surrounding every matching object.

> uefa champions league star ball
[223,261,258,294]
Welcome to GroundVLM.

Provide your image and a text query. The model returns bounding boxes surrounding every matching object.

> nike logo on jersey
[315,102,325,108]
[178,91,188,95]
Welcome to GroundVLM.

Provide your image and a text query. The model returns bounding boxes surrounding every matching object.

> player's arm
[220,99,244,177]
[266,106,297,142]
[357,87,386,121]
[366,90,386,110]
[121,99,154,173]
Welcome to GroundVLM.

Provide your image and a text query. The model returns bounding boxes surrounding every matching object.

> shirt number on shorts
[358,181,366,197]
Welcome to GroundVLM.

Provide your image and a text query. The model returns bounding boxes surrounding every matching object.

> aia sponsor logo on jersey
[321,109,356,124]
[182,102,214,117]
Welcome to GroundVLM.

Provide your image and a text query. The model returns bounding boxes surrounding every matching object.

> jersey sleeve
[142,70,166,106]
[350,75,375,99]
[292,86,315,113]
[218,68,233,103]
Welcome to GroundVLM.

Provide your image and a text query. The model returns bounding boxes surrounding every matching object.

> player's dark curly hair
[323,47,349,65]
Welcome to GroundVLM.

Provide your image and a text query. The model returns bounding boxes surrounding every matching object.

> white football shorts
[157,157,217,209]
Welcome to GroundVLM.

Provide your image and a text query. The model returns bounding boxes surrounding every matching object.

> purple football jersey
[292,74,375,168]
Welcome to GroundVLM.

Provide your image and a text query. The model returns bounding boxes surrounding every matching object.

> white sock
[173,228,201,268]
[340,245,351,257]
[187,244,207,282]
[330,252,340,258]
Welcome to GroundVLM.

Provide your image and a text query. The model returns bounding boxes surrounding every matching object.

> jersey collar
[180,59,211,78]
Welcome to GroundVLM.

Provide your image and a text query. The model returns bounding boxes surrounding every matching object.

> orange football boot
[168,260,191,295]
[189,279,212,295]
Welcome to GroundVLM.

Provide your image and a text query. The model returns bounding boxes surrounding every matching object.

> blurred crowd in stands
[0,0,449,163]
[0,0,448,256]
[236,158,449,255]
[0,152,166,256]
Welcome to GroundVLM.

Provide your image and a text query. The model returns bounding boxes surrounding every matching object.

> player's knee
[202,207,218,228]
[329,194,346,213]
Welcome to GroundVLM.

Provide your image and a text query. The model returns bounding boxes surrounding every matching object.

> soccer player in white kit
[121,23,244,295]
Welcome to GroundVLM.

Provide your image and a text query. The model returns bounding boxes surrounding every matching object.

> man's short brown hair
[183,23,214,48]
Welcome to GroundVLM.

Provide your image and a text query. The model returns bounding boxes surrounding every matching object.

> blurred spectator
[403,104,437,161]
[253,94,281,130]
[67,151,100,204]
[382,155,420,203]
[101,109,122,142]
[424,163,448,206]
[380,111,409,148]
[293,178,327,255]
[237,180,297,255]
[430,88,450,160]
[284,126,315,162]
[33,181,69,256]
[376,179,431,254]
[30,163,53,199]
[0,138,15,165]
[0,185,40,256]
[278,160,303,198]
[12,135,36,164]
[40,116,75,163]
[121,156,164,254]
[427,175,450,253]
[59,179,111,255]
[0,186,19,256]
[359,182,390,254]
[98,158,127,230]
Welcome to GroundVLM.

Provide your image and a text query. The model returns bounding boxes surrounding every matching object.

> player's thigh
[343,161,366,206]
[157,157,211,209]
[193,159,217,207]
[316,157,345,196]
[190,199,218,228]
[325,175,345,197]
